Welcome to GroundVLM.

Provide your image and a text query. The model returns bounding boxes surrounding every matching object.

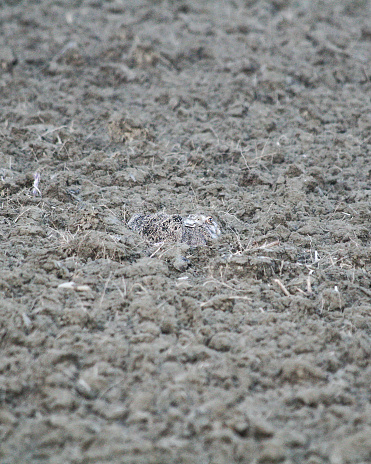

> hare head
[183,214,221,240]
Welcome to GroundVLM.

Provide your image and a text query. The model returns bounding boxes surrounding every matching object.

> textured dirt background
[0,1,371,463]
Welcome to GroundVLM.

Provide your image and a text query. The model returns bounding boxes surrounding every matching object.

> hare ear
[183,217,196,228]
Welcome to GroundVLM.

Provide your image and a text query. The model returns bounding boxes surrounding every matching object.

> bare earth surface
[1,1,371,463]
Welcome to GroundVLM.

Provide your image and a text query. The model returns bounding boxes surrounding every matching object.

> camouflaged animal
[128,212,221,247]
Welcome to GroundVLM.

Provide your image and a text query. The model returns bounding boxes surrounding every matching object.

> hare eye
[206,217,213,224]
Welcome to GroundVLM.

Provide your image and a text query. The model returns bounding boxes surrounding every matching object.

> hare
[127,212,220,246]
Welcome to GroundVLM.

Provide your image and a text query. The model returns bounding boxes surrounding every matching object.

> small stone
[0,47,17,71]
[172,254,189,271]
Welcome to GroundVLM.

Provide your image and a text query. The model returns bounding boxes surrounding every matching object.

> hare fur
[128,212,220,246]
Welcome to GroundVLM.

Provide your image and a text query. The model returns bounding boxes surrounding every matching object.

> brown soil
[1,1,370,463]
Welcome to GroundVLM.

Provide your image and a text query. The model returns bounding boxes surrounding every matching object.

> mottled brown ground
[0,1,370,463]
